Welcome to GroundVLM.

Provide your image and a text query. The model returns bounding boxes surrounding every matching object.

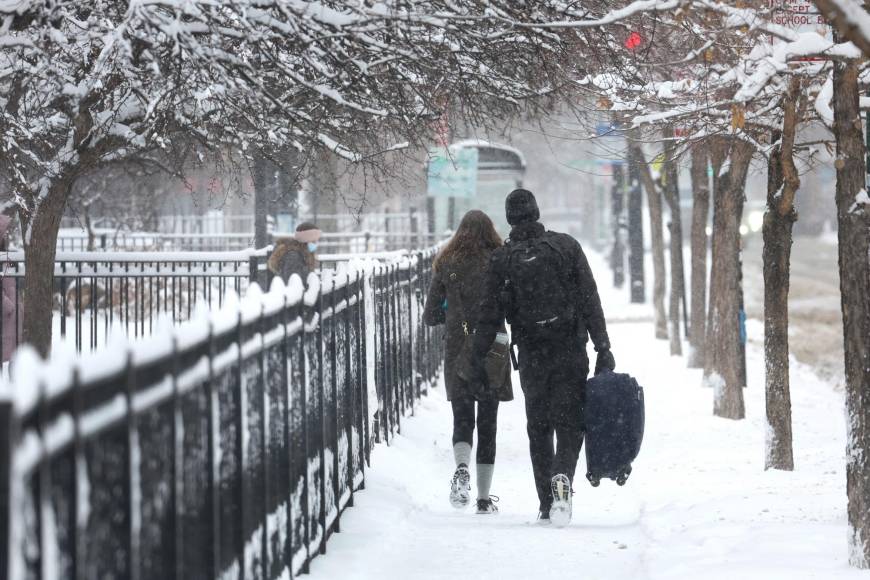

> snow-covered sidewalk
[307,256,867,580]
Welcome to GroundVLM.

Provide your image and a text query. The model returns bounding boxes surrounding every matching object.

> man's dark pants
[517,337,588,512]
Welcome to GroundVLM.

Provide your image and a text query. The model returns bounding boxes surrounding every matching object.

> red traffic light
[625,32,642,51]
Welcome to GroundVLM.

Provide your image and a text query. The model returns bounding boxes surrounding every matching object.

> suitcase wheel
[616,466,632,486]
[586,472,600,487]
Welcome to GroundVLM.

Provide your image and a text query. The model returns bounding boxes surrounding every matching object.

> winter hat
[294,222,322,244]
[505,188,540,225]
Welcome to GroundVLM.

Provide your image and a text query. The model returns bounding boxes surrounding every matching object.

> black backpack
[502,232,576,340]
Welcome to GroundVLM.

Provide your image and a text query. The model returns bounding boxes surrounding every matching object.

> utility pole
[627,148,646,303]
[610,162,626,288]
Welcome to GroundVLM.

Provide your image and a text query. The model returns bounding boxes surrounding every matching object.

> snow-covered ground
[306,251,866,580]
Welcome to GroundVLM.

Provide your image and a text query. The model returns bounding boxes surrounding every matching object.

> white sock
[477,464,494,500]
[453,442,472,468]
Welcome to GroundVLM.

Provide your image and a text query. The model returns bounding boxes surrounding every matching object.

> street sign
[768,0,832,61]
[769,0,828,31]
[427,146,479,198]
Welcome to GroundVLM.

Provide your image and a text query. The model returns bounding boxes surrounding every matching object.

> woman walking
[424,210,512,514]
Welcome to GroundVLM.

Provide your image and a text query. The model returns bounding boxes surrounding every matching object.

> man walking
[470,189,615,526]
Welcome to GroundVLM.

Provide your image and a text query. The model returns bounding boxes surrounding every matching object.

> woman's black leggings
[451,398,499,464]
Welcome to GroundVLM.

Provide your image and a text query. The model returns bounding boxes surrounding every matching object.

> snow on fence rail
[0,247,444,580]
[56,230,442,253]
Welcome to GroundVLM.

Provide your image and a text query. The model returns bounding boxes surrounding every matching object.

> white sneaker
[476,496,499,514]
[549,474,572,528]
[450,465,471,509]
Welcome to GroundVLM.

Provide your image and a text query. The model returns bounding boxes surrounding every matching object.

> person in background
[423,210,512,515]
[0,214,21,363]
[268,222,322,284]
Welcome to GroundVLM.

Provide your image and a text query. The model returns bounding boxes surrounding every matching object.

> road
[742,234,844,388]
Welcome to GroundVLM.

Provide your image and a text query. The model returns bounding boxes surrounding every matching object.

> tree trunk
[833,59,870,568]
[663,131,686,356]
[763,78,801,472]
[252,153,272,249]
[707,139,753,419]
[688,142,710,368]
[630,136,669,339]
[309,148,339,219]
[22,180,70,358]
[704,138,727,377]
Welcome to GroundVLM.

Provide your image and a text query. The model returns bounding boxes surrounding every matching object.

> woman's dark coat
[423,253,513,402]
[268,239,316,284]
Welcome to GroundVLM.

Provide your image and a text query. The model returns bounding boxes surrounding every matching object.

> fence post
[258,302,269,580]
[279,292,295,580]
[169,337,184,580]
[125,351,142,580]
[234,311,247,577]
[317,278,327,555]
[359,271,371,471]
[392,266,404,432]
[344,272,355,507]
[329,276,340,534]
[378,268,392,442]
[206,324,221,580]
[300,296,311,574]
[0,396,13,580]
[71,367,85,580]
[408,260,418,407]
[249,255,259,287]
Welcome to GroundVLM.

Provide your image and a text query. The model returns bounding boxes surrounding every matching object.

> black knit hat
[505,188,540,225]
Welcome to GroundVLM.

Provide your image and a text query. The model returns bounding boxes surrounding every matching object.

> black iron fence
[0,250,264,354]
[0,248,443,580]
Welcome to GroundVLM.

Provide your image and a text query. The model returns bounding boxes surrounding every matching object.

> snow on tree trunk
[832,59,870,568]
[663,132,686,356]
[22,180,70,358]
[707,139,753,420]
[688,142,710,369]
[763,78,801,472]
[630,136,669,340]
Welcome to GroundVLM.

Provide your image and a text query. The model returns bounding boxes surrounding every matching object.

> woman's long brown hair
[434,210,502,271]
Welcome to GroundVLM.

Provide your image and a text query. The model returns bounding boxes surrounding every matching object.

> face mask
[307,242,318,253]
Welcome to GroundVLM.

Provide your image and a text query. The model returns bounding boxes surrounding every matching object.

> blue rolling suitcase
[584,369,645,486]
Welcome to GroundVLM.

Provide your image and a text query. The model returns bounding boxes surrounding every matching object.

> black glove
[594,348,615,376]
[465,359,490,399]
